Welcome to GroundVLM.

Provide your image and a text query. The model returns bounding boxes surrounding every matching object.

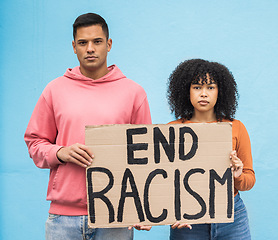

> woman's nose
[200,88,207,97]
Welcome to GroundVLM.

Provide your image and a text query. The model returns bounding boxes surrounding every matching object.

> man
[25,13,152,239]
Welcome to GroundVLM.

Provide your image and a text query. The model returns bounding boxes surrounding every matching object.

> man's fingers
[78,144,94,159]
[73,144,93,161]
[57,143,94,167]
[71,147,93,165]
[69,158,89,168]
[64,153,88,168]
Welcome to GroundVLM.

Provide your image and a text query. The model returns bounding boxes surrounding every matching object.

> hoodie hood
[64,64,126,83]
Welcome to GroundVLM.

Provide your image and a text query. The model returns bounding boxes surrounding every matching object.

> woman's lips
[198,100,209,106]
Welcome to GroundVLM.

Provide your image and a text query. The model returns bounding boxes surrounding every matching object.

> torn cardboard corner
[85,123,234,228]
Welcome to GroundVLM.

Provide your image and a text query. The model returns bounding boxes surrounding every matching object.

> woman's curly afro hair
[167,59,238,121]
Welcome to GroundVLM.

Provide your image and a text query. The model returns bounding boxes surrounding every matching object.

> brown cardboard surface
[86,123,234,228]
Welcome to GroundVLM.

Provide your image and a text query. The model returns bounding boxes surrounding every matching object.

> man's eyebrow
[77,37,104,42]
[94,37,104,41]
[77,39,87,42]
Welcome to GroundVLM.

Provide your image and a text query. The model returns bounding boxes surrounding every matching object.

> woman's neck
[190,111,217,123]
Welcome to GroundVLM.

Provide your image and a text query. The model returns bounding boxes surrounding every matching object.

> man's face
[72,24,112,78]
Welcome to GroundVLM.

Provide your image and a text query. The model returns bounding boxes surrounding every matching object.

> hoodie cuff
[48,145,65,168]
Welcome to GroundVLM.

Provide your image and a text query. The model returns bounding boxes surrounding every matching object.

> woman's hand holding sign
[171,222,192,230]
[128,224,152,231]
[230,150,243,178]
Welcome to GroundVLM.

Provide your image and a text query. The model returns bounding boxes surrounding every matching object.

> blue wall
[1,0,278,239]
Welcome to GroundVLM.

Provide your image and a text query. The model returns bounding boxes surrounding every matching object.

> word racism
[85,123,234,228]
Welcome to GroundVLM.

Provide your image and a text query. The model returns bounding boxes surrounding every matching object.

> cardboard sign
[86,123,234,228]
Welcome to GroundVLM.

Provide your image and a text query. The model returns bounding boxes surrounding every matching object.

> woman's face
[189,75,218,116]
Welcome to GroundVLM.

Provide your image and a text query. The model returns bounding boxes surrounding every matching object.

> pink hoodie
[24,65,152,215]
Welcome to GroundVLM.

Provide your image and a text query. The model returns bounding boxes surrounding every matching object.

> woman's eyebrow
[207,81,217,85]
[191,81,202,85]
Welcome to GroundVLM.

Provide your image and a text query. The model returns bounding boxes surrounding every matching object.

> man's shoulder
[41,74,69,97]
[110,65,144,88]
[123,78,147,95]
[46,74,68,87]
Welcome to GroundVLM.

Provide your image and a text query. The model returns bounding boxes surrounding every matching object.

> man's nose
[87,42,95,53]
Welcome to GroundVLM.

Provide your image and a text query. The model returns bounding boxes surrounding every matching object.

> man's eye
[79,42,86,45]
[95,40,102,44]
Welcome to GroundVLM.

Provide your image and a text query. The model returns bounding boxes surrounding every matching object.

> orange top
[168,119,256,196]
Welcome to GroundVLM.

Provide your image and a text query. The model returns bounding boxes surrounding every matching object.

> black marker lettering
[127,127,148,164]
[174,169,181,220]
[87,167,115,223]
[154,126,175,163]
[209,168,233,219]
[117,168,145,222]
[179,127,198,161]
[183,168,206,220]
[144,169,168,223]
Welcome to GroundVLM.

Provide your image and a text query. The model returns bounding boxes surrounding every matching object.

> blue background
[1,0,278,239]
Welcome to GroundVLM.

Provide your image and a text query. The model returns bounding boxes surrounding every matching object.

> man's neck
[80,66,109,80]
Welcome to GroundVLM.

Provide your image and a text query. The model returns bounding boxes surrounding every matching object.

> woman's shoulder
[222,119,243,127]
[226,119,249,138]
[230,119,245,129]
[168,118,245,127]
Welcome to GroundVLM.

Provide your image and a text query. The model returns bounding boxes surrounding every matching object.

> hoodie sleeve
[24,93,63,169]
[131,95,152,124]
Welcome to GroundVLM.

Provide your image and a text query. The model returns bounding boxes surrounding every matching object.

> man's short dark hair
[73,13,109,40]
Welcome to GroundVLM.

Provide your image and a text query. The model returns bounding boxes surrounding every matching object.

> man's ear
[107,38,112,52]
[72,40,77,54]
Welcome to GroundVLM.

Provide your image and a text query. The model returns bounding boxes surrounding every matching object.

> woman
[167,59,255,240]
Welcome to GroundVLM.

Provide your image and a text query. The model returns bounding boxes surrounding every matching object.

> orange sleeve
[233,120,256,193]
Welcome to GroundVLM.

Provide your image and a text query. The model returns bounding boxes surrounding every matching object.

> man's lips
[85,56,97,60]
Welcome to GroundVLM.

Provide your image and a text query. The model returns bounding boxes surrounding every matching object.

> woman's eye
[209,85,217,90]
